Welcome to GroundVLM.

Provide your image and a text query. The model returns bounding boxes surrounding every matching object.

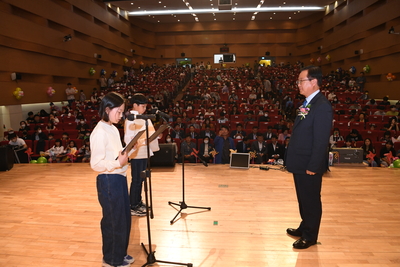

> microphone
[126,114,156,121]
[151,109,170,119]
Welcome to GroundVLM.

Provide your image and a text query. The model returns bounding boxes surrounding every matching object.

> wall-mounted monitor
[213,53,236,64]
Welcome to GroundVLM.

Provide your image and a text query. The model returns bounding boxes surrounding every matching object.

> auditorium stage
[0,163,399,267]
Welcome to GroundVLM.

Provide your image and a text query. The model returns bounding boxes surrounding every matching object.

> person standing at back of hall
[90,92,135,267]
[285,66,333,249]
[65,83,76,106]
[124,93,160,216]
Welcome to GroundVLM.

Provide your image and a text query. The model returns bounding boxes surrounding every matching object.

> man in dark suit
[250,134,268,164]
[237,137,251,153]
[200,125,216,139]
[170,124,184,139]
[267,135,282,161]
[285,66,333,249]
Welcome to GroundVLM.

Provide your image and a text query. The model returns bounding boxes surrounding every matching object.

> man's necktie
[303,100,308,107]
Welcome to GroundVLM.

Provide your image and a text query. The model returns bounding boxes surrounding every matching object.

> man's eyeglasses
[296,78,312,85]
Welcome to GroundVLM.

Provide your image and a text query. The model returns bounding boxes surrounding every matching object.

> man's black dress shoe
[292,238,317,249]
[286,228,302,237]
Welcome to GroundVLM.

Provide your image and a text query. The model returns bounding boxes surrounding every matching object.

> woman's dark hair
[301,65,323,87]
[98,92,125,122]
[55,139,62,146]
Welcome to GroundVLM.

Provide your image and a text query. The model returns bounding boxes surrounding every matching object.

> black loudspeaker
[354,50,359,55]
[150,143,176,167]
[265,51,270,56]
[181,53,185,57]
[0,146,14,171]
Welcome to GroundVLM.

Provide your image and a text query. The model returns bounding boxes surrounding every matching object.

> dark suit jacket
[267,142,282,159]
[188,131,199,139]
[230,130,246,139]
[246,133,258,140]
[171,129,185,139]
[251,141,268,155]
[200,130,216,139]
[199,143,214,157]
[236,141,250,153]
[285,92,333,174]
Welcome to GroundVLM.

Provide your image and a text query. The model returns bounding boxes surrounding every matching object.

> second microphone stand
[168,127,211,224]
[139,117,192,267]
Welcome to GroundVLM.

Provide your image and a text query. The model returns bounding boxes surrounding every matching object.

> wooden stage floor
[0,163,399,267]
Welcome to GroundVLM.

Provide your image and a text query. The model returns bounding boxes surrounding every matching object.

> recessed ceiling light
[159,1,161,3]
[158,20,160,22]
[233,18,235,20]
[130,3,133,5]
[270,17,272,19]
[211,4,213,6]
[214,18,216,20]
[289,16,291,19]
[164,6,166,8]
[138,7,140,9]
[178,19,180,21]
[283,1,286,4]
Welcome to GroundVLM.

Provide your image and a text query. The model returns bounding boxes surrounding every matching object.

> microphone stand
[168,129,211,225]
[140,117,192,267]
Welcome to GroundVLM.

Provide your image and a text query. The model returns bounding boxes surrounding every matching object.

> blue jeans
[97,174,131,266]
[130,159,147,208]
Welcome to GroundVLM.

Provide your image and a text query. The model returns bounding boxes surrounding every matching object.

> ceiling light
[214,18,216,20]
[159,1,161,3]
[130,3,133,5]
[178,19,180,21]
[270,17,272,19]
[211,4,213,6]
[233,18,235,20]
[129,6,324,16]
[289,16,291,19]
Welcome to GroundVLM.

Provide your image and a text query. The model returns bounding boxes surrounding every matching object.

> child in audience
[380,141,396,167]
[46,139,64,163]
[361,138,378,167]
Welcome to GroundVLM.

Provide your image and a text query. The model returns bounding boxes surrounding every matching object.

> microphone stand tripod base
[168,201,211,225]
[141,243,193,267]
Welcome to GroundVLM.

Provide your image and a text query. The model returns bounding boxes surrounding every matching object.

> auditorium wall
[0,0,399,110]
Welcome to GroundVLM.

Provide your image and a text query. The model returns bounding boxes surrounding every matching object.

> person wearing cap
[124,93,160,216]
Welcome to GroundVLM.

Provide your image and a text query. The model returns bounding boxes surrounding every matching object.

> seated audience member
[175,117,186,130]
[230,123,246,140]
[8,133,29,163]
[171,124,185,139]
[61,132,70,141]
[343,139,355,148]
[329,128,344,148]
[49,114,59,124]
[60,140,78,162]
[258,111,270,122]
[18,121,30,132]
[264,126,274,140]
[380,96,391,106]
[281,136,291,161]
[181,135,196,163]
[76,118,90,132]
[366,99,377,106]
[31,126,48,154]
[26,111,35,124]
[217,112,229,124]
[379,131,392,143]
[33,114,44,124]
[267,135,282,161]
[246,126,259,140]
[199,137,214,163]
[274,119,288,132]
[200,125,216,139]
[201,118,215,131]
[78,139,91,163]
[46,121,57,131]
[346,129,363,142]
[237,137,251,153]
[20,130,29,140]
[214,125,235,164]
[48,133,55,140]
[386,105,399,116]
[361,138,378,167]
[357,113,368,124]
[187,125,199,139]
[380,141,396,167]
[188,117,200,129]
[251,134,267,164]
[373,106,386,116]
[45,139,64,163]
[383,117,399,132]
[278,129,291,142]
[244,113,255,123]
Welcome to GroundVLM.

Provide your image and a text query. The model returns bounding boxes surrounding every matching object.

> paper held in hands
[116,129,145,160]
